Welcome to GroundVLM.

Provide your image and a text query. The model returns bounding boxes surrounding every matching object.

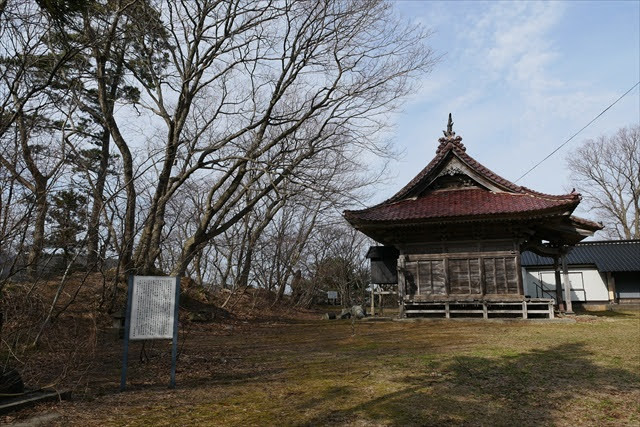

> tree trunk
[118,154,136,275]
[27,186,47,277]
[86,129,110,267]
[94,51,135,276]
[18,108,50,278]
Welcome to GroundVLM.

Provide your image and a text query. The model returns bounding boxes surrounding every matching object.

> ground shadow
[301,342,640,426]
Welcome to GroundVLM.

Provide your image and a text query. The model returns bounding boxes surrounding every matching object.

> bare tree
[0,1,85,275]
[2,0,435,293]
[293,222,370,308]
[165,0,433,276]
[70,0,433,276]
[567,124,639,239]
[0,160,35,287]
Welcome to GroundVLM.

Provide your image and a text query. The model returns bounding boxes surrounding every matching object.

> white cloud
[387,1,639,204]
[459,2,564,87]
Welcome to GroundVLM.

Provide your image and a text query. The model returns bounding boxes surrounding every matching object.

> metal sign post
[120,275,134,392]
[120,275,181,391]
[170,276,180,388]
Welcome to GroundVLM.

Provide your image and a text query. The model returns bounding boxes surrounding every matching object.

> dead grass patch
[1,276,638,427]
[1,308,635,426]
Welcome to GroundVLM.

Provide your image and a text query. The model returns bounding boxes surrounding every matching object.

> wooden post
[606,272,616,303]
[482,301,488,319]
[398,256,406,318]
[561,253,573,314]
[370,284,375,317]
[515,254,525,296]
[445,301,450,319]
[416,261,421,296]
[522,300,528,319]
[169,277,181,389]
[379,292,383,315]
[479,256,486,297]
[444,257,450,296]
[553,256,564,311]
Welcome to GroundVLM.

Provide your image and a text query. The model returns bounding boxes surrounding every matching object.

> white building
[521,240,640,305]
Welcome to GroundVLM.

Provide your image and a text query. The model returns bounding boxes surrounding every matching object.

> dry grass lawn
[6,309,640,426]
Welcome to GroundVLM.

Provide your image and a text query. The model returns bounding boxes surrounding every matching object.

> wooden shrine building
[344,115,602,318]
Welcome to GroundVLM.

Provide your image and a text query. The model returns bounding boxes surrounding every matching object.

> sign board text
[130,276,177,340]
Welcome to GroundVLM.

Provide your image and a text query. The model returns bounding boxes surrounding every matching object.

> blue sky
[380,1,639,220]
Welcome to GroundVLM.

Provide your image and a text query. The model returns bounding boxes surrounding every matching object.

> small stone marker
[352,305,365,319]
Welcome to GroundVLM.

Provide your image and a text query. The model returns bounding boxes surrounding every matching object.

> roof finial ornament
[436,113,464,153]
[443,113,455,138]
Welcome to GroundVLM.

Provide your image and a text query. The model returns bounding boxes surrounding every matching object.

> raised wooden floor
[403,298,555,319]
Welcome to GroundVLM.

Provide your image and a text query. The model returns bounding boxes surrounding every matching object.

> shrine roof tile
[344,188,578,224]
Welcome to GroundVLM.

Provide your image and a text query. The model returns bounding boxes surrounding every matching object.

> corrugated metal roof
[521,240,640,272]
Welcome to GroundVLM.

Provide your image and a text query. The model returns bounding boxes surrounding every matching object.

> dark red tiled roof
[343,129,603,234]
[344,188,579,224]
[387,136,553,202]
[568,215,604,231]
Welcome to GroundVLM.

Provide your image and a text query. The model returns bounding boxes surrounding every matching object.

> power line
[514,81,640,183]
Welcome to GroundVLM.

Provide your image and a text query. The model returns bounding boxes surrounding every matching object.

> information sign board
[121,275,180,391]
[327,291,338,300]
[130,276,177,340]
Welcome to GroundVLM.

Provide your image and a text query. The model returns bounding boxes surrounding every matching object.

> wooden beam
[521,239,563,257]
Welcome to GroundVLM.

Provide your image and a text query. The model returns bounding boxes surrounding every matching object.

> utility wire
[514,81,640,183]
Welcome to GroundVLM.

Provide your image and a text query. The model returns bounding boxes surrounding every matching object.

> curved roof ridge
[568,215,605,231]
[386,147,448,203]
[519,186,580,201]
[385,136,578,205]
